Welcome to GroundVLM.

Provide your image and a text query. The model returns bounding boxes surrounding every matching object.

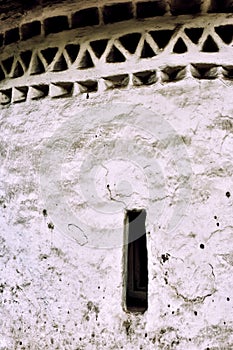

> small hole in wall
[227,297,230,301]
[194,311,197,316]
[214,215,217,219]
[42,209,47,217]
[48,222,54,230]
[103,2,133,24]
[200,243,205,249]
[226,191,231,198]
[216,222,219,227]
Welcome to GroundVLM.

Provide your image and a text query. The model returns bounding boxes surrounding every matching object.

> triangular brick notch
[77,80,98,93]
[20,50,32,70]
[103,74,129,89]
[119,33,141,54]
[150,30,174,49]
[0,89,12,105]
[12,86,28,103]
[222,66,233,79]
[29,85,49,100]
[2,57,14,75]
[191,64,218,79]
[41,47,58,65]
[78,50,94,69]
[173,38,187,53]
[162,66,186,82]
[65,44,80,63]
[0,65,5,81]
[141,41,156,58]
[50,82,73,98]
[12,61,24,78]
[106,45,126,63]
[202,35,219,52]
[215,25,233,44]
[52,54,68,71]
[133,70,157,85]
[30,55,45,75]
[184,28,204,44]
[90,39,108,58]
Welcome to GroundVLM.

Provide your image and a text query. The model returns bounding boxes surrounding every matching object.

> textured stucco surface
[0,76,233,349]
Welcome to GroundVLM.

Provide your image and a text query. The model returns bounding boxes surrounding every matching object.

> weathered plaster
[0,76,233,349]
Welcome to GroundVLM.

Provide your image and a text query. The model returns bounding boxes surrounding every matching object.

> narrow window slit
[124,209,148,313]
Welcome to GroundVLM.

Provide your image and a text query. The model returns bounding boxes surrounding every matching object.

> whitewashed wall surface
[0,0,233,349]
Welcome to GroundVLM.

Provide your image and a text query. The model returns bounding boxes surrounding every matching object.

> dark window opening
[72,8,99,28]
[170,0,201,15]
[5,28,20,45]
[210,0,233,13]
[44,16,69,35]
[124,210,148,313]
[103,3,133,24]
[21,21,41,41]
[136,0,167,18]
